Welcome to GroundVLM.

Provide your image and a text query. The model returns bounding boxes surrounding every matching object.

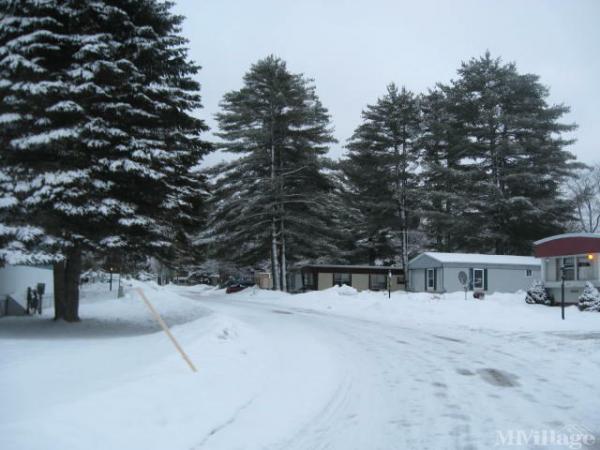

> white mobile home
[0,265,54,316]
[533,233,600,303]
[407,252,541,294]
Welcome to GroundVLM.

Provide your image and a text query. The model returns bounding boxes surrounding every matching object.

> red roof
[533,233,600,257]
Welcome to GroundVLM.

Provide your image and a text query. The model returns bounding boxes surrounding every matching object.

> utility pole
[560,265,566,320]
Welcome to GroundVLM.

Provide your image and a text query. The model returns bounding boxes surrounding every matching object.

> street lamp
[560,264,566,320]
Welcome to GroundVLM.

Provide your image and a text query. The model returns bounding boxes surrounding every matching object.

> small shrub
[525,280,551,305]
[578,282,600,312]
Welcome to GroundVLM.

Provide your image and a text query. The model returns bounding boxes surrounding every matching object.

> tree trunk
[53,260,66,320]
[53,246,81,322]
[270,144,281,291]
[280,218,287,292]
[398,138,409,272]
[65,246,81,321]
[271,217,281,290]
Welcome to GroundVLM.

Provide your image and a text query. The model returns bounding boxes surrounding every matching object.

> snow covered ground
[1,282,599,449]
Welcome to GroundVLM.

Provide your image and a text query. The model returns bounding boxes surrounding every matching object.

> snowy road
[2,284,599,450]
[185,292,600,450]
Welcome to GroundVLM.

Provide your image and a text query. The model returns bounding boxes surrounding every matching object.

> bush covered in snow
[578,282,600,312]
[525,280,552,305]
[335,285,359,296]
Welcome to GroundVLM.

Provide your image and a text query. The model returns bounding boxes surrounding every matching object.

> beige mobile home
[288,265,405,292]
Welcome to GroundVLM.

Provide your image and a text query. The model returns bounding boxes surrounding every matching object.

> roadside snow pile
[0,281,212,341]
[578,282,600,312]
[0,281,268,450]
[525,280,552,305]
[228,286,600,332]
[336,284,358,296]
[73,280,210,333]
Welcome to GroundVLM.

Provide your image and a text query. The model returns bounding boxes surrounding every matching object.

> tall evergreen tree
[342,84,420,268]
[419,87,474,251]
[0,0,209,320]
[339,144,396,264]
[209,56,336,290]
[445,53,578,253]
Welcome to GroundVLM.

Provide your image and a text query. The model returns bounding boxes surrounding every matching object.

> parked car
[225,281,254,294]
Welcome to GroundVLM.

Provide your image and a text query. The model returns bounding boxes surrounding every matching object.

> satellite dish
[458,271,467,285]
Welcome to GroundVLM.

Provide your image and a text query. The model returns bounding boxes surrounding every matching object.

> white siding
[408,269,425,292]
[0,265,54,308]
[486,267,539,293]
[410,265,540,293]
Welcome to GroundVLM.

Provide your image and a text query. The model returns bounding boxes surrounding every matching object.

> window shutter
[484,268,488,291]
[433,269,438,291]
[424,269,427,290]
[468,268,473,290]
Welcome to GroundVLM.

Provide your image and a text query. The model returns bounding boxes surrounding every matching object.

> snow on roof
[415,252,540,266]
[534,232,600,246]
[301,264,403,272]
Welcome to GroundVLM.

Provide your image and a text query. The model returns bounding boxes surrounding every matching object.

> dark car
[225,281,254,294]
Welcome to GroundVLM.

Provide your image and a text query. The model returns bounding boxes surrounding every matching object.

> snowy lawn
[1,282,599,449]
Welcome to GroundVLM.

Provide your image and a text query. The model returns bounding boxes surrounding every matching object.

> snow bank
[225,286,600,332]
[0,281,270,450]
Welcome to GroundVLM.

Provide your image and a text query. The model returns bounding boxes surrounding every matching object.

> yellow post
[136,288,197,372]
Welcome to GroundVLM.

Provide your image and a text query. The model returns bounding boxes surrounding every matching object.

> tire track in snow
[191,398,256,450]
[186,294,600,450]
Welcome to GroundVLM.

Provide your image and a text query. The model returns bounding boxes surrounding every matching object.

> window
[333,273,351,286]
[473,268,484,289]
[526,269,532,277]
[370,273,387,290]
[426,269,435,290]
[556,257,575,281]
[577,256,594,281]
[303,272,315,290]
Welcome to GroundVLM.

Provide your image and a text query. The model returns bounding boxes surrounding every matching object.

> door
[473,268,484,290]
[426,268,436,291]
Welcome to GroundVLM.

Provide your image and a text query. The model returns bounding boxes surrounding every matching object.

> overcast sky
[173,0,599,166]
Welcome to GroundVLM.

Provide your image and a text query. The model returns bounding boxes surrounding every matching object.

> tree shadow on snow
[0,309,211,340]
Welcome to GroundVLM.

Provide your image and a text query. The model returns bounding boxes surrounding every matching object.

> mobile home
[407,252,541,294]
[534,233,600,303]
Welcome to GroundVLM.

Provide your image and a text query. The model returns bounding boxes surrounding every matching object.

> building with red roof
[533,233,600,303]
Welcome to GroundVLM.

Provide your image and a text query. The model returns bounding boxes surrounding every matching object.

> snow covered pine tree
[525,280,552,305]
[419,87,474,252]
[0,1,209,320]
[430,53,578,254]
[342,84,420,268]
[209,56,337,291]
[578,282,600,312]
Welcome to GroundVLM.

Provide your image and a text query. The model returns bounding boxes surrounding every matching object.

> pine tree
[342,84,421,268]
[209,56,336,290]
[444,52,578,254]
[0,1,209,320]
[525,280,551,305]
[419,87,476,251]
[339,145,396,264]
[578,282,600,312]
